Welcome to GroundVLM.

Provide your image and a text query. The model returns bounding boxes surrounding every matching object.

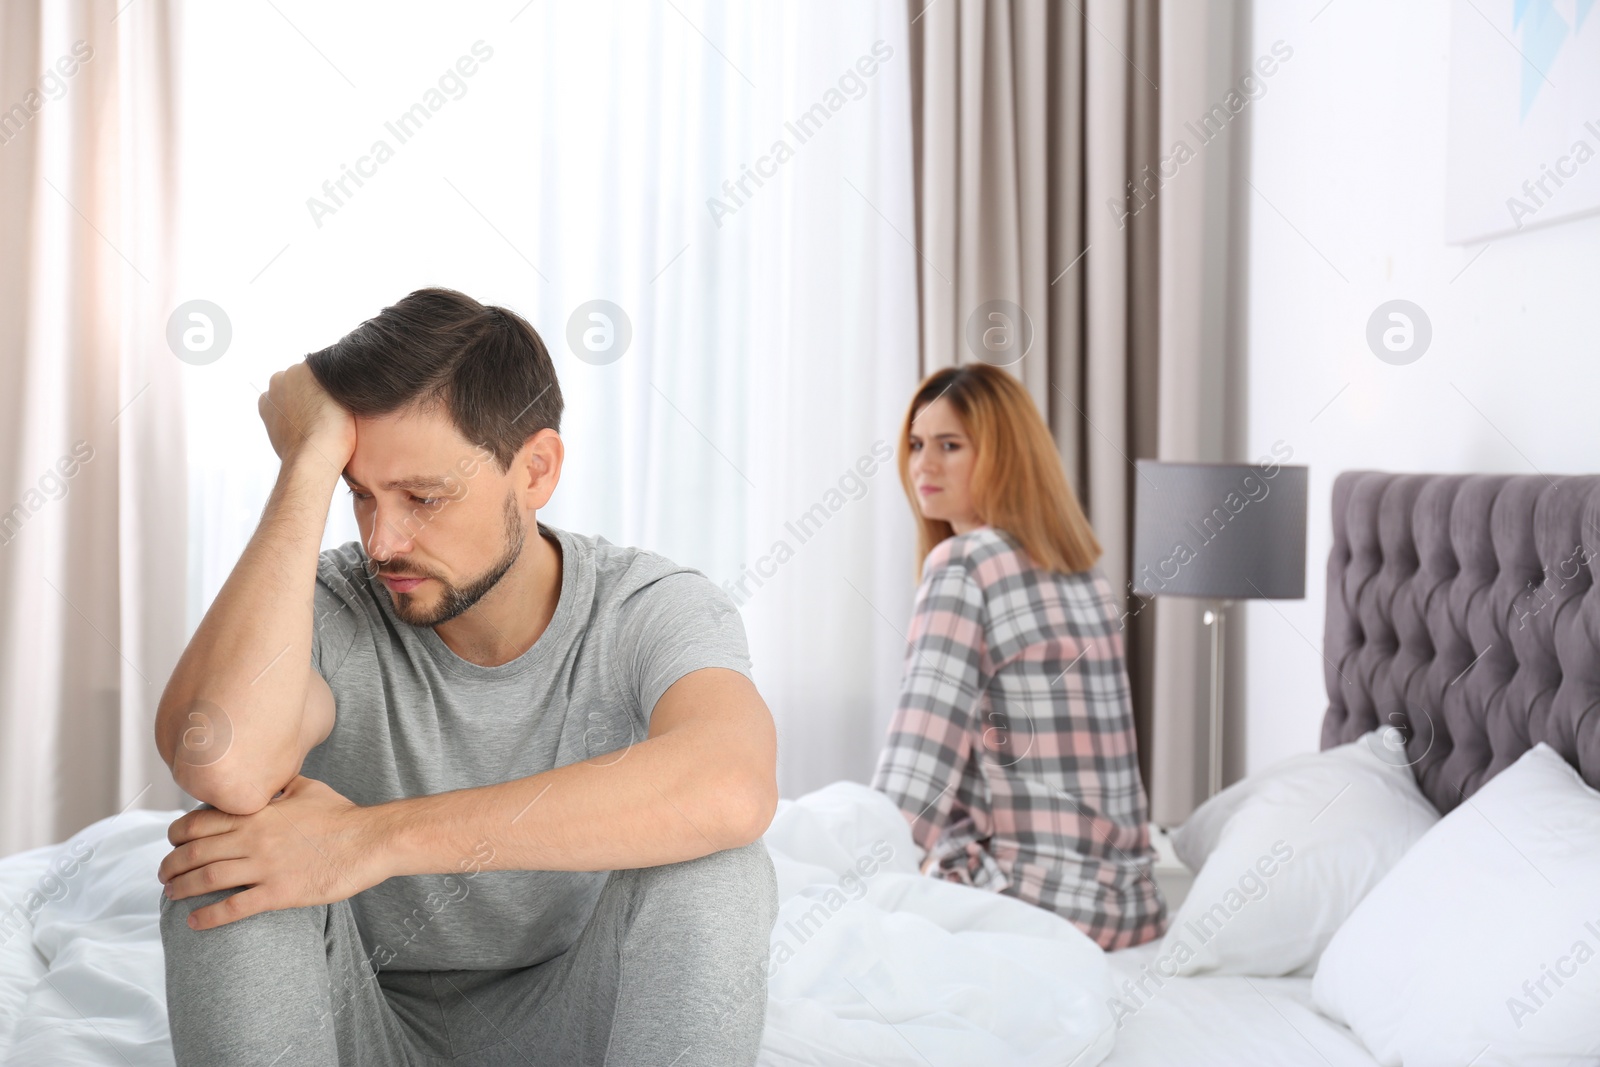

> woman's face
[908,397,982,534]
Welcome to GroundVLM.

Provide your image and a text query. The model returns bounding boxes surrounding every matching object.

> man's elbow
[162,731,298,815]
[156,695,298,814]
[169,763,280,815]
[719,770,779,849]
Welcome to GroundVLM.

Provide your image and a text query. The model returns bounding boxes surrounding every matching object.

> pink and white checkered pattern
[871,526,1168,950]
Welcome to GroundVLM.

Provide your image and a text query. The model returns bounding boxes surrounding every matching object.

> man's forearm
[156,448,342,813]
[373,722,775,877]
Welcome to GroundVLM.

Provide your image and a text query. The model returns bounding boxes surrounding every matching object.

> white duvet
[0,783,1115,1066]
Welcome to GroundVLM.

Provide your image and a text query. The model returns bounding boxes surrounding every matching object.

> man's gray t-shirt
[299,521,752,973]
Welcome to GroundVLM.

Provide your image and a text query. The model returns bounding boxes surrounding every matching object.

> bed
[3,469,1598,1065]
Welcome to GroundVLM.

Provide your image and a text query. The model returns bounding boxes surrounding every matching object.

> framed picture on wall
[1445,0,1600,243]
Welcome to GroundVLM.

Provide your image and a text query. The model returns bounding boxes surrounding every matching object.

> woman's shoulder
[924,526,1010,575]
[928,526,1109,581]
[924,526,1069,591]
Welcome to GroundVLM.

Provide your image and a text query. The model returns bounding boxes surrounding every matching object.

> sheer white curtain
[519,2,920,794]
[0,0,187,853]
[177,1,919,798]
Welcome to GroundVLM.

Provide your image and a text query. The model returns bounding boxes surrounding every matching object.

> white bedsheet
[0,784,1388,1067]
[0,810,172,1065]
[1101,941,1380,1067]
[759,782,1115,1066]
[0,785,1118,1067]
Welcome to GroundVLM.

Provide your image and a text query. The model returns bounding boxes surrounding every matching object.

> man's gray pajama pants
[158,841,778,1066]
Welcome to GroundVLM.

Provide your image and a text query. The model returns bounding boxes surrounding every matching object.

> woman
[870,363,1167,951]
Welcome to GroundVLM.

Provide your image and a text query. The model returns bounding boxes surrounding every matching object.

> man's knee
[611,843,778,1049]
[629,840,777,925]
[613,840,779,967]
[159,887,325,963]
[159,888,233,950]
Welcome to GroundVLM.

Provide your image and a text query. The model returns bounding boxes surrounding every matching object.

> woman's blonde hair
[898,364,1102,582]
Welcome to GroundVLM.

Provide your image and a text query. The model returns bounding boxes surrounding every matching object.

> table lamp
[1132,460,1308,797]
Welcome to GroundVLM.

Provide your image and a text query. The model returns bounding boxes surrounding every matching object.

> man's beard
[375,492,527,628]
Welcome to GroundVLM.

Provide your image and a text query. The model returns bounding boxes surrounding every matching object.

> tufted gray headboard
[1319,471,1600,814]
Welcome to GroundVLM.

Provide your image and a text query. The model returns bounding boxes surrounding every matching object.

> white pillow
[1313,742,1600,1067]
[1155,731,1438,977]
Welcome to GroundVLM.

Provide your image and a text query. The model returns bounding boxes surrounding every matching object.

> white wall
[1244,0,1600,773]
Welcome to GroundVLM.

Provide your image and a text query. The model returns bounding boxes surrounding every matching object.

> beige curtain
[905,0,1247,824]
[905,0,1163,797]
[0,0,185,853]
[1147,0,1253,826]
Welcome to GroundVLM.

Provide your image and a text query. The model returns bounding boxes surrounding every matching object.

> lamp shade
[1131,460,1307,599]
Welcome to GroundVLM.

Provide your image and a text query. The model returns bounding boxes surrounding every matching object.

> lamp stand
[1202,600,1231,797]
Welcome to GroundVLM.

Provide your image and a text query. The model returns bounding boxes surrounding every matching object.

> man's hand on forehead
[259,362,357,469]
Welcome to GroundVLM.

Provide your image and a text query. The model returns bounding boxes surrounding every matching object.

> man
[154,288,779,1066]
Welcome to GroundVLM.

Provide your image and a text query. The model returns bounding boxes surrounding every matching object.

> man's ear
[515,428,564,510]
